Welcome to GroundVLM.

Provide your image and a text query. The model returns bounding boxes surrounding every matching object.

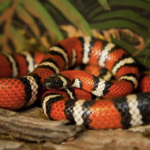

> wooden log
[0,140,30,150]
[43,129,150,150]
[0,108,84,143]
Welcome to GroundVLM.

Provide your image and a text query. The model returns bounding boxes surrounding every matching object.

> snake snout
[43,76,63,89]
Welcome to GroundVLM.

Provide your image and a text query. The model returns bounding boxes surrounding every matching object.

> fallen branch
[0,108,84,143]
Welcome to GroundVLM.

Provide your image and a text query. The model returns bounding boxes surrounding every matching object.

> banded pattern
[43,91,150,129]
[2,53,18,77]
[49,46,69,69]
[1,0,150,74]
[98,43,115,67]
[81,36,93,64]
[0,51,45,78]
[20,51,35,73]
[0,36,150,130]
[44,69,137,98]
[84,65,113,81]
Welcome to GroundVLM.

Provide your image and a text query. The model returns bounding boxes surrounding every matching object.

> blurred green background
[0,0,150,70]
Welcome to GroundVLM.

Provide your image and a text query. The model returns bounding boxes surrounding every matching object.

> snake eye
[55,77,60,82]
[43,75,63,89]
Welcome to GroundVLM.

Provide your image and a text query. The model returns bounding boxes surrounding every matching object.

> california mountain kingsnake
[0,37,150,130]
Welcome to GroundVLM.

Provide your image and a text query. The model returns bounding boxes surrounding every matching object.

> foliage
[0,0,150,69]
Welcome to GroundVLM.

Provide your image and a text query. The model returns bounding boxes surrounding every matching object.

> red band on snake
[0,37,150,130]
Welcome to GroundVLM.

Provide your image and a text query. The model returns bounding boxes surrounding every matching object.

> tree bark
[0,108,84,143]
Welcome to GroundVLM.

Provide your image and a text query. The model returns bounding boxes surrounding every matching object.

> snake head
[44,75,64,89]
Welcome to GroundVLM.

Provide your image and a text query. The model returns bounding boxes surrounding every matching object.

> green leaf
[48,0,93,36]
[110,0,150,13]
[136,48,150,70]
[43,2,63,21]
[0,0,12,14]
[88,6,103,19]
[92,9,150,29]
[23,0,64,41]
[143,0,150,3]
[98,0,111,10]
[8,25,27,51]
[16,5,40,38]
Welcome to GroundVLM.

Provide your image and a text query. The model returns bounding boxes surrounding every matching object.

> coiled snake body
[0,37,150,130]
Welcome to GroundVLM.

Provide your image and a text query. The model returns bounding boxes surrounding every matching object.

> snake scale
[0,36,150,130]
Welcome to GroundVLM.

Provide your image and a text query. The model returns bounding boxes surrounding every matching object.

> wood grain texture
[0,108,84,143]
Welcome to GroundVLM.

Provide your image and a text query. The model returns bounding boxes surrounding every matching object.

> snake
[0,36,150,130]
